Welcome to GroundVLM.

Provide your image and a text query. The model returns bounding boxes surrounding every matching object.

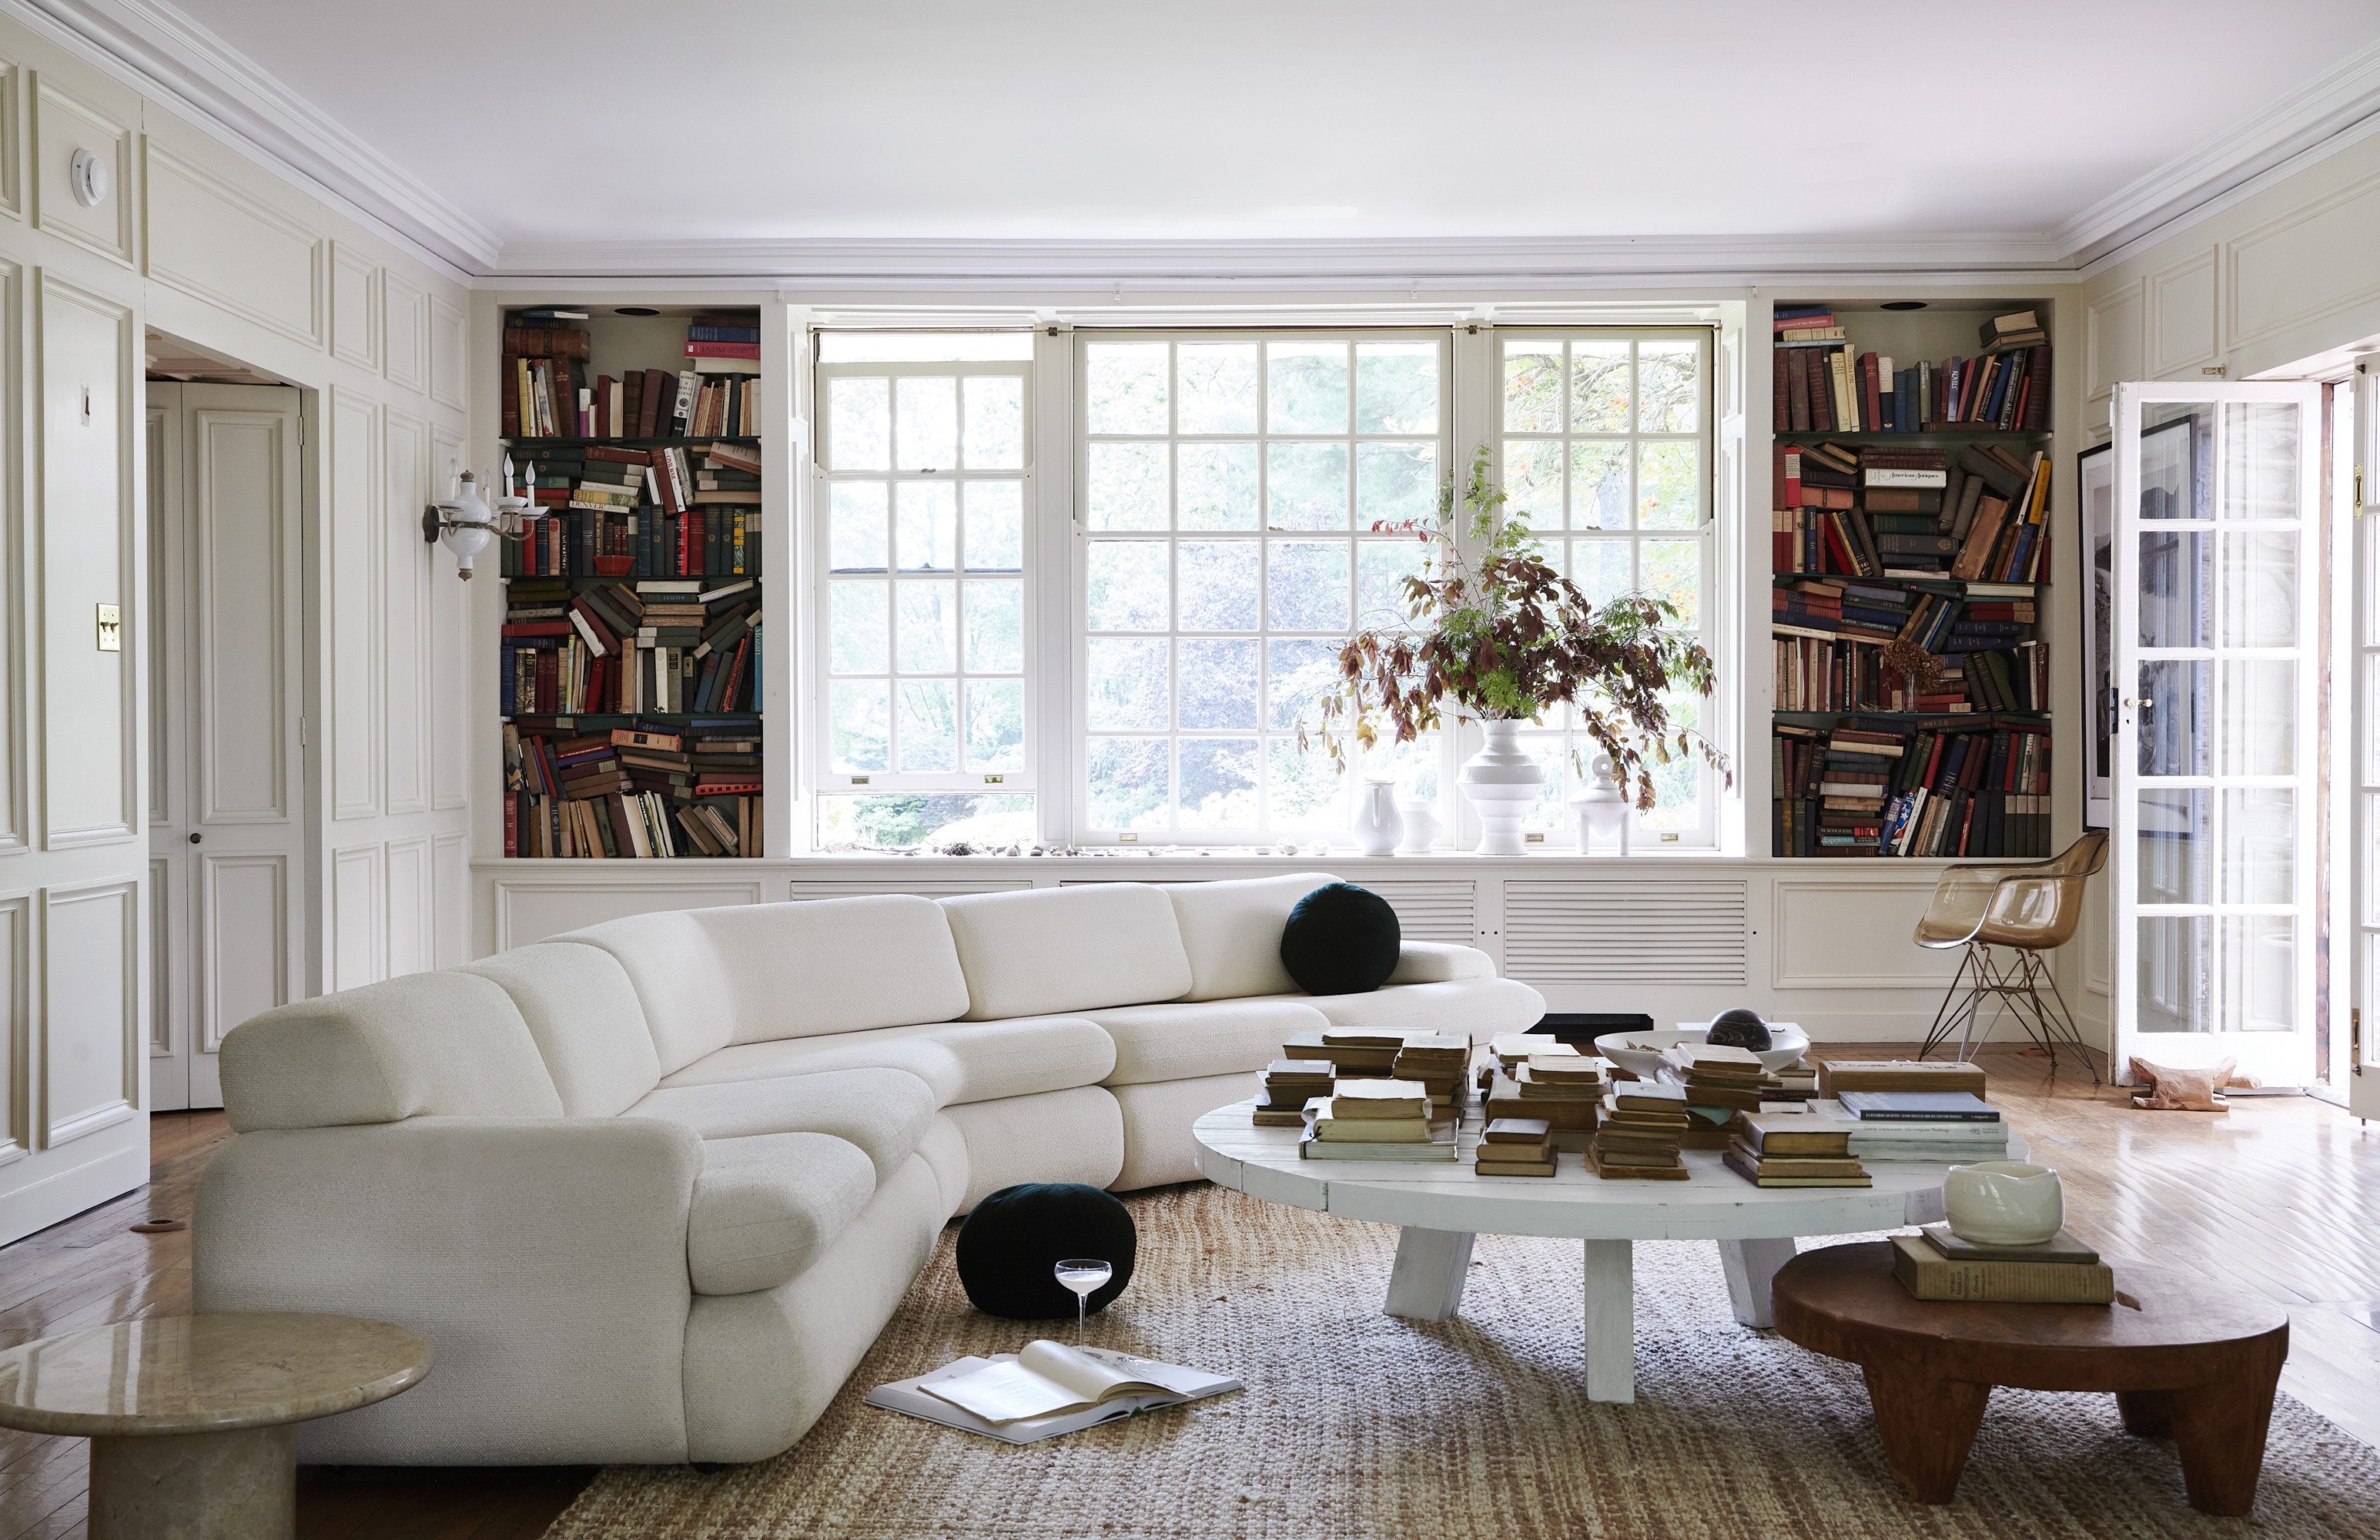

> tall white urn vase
[1460,720,1544,856]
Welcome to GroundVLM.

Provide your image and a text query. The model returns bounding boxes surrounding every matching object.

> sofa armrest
[193,1116,706,1465]
[1387,941,1495,985]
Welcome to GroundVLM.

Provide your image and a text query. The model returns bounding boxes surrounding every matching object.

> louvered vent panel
[1361,881,1480,946]
[1503,879,1748,986]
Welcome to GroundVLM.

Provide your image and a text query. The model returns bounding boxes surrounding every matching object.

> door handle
[2123,698,2154,708]
[189,832,201,845]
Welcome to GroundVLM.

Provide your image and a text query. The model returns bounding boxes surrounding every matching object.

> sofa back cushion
[1165,872,1335,1001]
[220,971,565,1132]
[940,884,1192,1021]
[553,896,970,1073]
[458,944,664,1116]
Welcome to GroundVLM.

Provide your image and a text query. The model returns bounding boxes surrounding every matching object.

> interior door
[144,382,304,1110]
[2111,380,2323,1088]
[2352,359,2380,1119]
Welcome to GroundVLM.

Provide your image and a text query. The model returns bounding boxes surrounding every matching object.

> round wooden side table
[0,1311,432,1538]
[1770,1241,2288,1514]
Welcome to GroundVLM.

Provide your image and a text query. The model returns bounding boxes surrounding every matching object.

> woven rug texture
[546,1183,2378,1538]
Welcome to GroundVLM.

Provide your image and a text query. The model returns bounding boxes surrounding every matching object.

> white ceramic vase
[1568,752,1631,855]
[1350,778,1402,857]
[1943,1160,2065,1247]
[1394,798,1441,855]
[1460,720,1544,856]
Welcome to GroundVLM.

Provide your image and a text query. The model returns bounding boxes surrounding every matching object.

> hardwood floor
[2,1046,2375,1537]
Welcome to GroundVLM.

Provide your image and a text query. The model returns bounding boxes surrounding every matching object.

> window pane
[828,582,886,675]
[828,377,888,470]
[964,480,1023,571]
[1267,638,1340,729]
[817,792,1033,851]
[1571,443,1628,530]
[1639,342,1699,432]
[1087,639,1170,729]
[1177,541,1259,631]
[1639,441,1701,529]
[1357,539,1426,628]
[1088,442,1169,531]
[1642,538,1701,624]
[1505,440,1563,527]
[1503,343,1562,432]
[830,681,889,772]
[830,482,887,571]
[1088,738,1170,829]
[898,680,957,772]
[2221,401,2300,521]
[1177,343,1259,434]
[896,581,956,672]
[1086,541,1169,631]
[896,481,956,570]
[1268,540,1350,631]
[964,580,1023,673]
[895,377,956,470]
[1178,639,1259,728]
[1639,691,1704,832]
[1569,341,1631,432]
[966,680,1025,771]
[1267,738,1344,825]
[1267,442,1349,531]
[1267,341,1349,434]
[1356,441,1436,528]
[961,376,1024,469]
[1355,343,1438,434]
[1571,538,1632,608]
[1179,738,1260,829]
[1086,343,1168,434]
[1177,442,1260,530]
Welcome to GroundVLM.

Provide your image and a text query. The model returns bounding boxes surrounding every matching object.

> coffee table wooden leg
[2166,1373,2280,1516]
[1859,1361,1990,1504]
[1384,1227,1475,1322]
[1718,1237,1799,1328]
[1582,1239,1634,1405]
[2116,1388,2175,1436]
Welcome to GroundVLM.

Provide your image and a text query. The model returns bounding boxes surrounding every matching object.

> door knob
[189,832,201,844]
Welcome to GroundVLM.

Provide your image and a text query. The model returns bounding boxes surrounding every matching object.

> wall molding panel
[1769,879,1966,990]
[198,849,282,1052]
[2146,247,2219,376]
[0,49,23,222]
[427,296,464,410]
[192,400,290,823]
[494,874,767,952]
[328,241,378,369]
[383,833,427,979]
[430,829,466,969]
[29,68,136,267]
[0,257,22,858]
[380,407,428,815]
[380,269,425,391]
[38,875,138,1147]
[0,889,27,1167]
[328,840,382,993]
[326,386,381,821]
[2084,282,2144,409]
[142,141,322,348]
[2223,165,2380,355]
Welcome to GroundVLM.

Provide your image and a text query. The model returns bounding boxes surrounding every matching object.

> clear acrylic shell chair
[1913,830,2107,1083]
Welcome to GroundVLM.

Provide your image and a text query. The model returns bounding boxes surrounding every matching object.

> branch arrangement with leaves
[1303,446,1732,812]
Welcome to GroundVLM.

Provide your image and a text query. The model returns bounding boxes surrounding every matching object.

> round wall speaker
[70,149,109,208]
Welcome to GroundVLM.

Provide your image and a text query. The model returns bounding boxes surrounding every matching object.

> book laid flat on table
[1816,1059,1988,1096]
[868,1343,1240,1445]
[1836,1090,2001,1122]
[1297,1121,1459,1160]
[1890,1234,2114,1304]
[1918,1223,2100,1266]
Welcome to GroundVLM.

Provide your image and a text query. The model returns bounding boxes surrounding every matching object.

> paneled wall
[0,16,472,1242]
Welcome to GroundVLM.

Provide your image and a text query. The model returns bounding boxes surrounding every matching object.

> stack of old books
[1656,1043,1772,1147]
[1254,1059,1334,1127]
[1829,1089,2009,1163]
[1485,1056,1604,1151]
[1816,1058,1987,1100]
[1892,1224,2114,1304]
[1391,1033,1471,1107]
[1588,1081,1689,1179]
[1769,1059,1820,1101]
[1281,1029,1403,1080]
[1724,1110,1872,1187]
[1299,1079,1457,1161]
[1475,1117,1557,1177]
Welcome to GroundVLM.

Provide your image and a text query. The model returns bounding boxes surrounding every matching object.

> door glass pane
[2221,915,2297,1029]
[2137,531,2209,648]
[2217,531,2297,648]
[2139,417,2194,519]
[2221,402,2300,521]
[2137,661,2207,776]
[2137,789,2209,906]
[2219,660,2295,777]
[2221,788,2295,905]
[2137,916,2211,1032]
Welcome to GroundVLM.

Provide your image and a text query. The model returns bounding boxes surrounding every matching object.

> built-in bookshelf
[1767,300,2055,859]
[495,305,764,859]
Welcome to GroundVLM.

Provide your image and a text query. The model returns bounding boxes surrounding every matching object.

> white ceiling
[95,1,2380,273]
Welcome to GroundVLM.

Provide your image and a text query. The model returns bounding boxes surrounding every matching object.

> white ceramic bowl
[1591,1023,1812,1079]
[1944,1160,2064,1247]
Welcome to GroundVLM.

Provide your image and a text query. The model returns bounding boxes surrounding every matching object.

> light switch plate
[95,603,119,651]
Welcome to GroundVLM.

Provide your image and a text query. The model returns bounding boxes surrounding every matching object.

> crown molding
[4,0,499,276]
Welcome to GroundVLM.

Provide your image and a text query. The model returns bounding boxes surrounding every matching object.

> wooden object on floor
[1769,1240,2289,1513]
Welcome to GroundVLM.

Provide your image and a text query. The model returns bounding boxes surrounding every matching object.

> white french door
[2352,360,2380,1118]
[2111,381,2323,1088]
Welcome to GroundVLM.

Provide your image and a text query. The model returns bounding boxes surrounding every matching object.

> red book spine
[1860,353,1882,433]
[1772,346,1789,432]
[685,341,761,358]
[1788,348,1811,433]
[1821,516,1854,575]
[504,792,518,858]
[721,635,751,711]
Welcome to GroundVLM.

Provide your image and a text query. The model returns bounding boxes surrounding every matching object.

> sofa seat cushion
[627,1068,936,1183]
[940,885,1192,1021]
[688,1133,877,1297]
[1386,942,1495,985]
[657,1016,1116,1108]
[1080,999,1329,1088]
[1244,977,1548,1042]
[1165,873,1336,1001]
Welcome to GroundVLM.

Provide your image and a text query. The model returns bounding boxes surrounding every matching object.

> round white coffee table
[1191,1101,2026,1404]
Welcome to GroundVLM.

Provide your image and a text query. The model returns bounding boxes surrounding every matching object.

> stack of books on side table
[1300,1079,1458,1161]
[1725,1111,1872,1187]
[1391,1034,1471,1108]
[1475,1117,1557,1177]
[1590,1082,1690,1179]
[1486,1061,1604,1152]
[1253,1060,1334,1127]
[1892,1224,2114,1304]
[1829,1090,2010,1163]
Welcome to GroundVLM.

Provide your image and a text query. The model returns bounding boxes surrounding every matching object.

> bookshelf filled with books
[495,304,765,859]
[1767,300,2056,859]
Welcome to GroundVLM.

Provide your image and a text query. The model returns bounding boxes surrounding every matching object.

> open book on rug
[865,1343,1240,1445]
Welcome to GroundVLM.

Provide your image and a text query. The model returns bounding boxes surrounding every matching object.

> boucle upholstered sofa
[192,874,1543,1465]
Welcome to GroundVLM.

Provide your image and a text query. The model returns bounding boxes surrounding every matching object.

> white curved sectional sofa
[192,873,1543,1466]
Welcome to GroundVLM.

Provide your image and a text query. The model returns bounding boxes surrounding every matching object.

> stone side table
[0,1311,431,1539]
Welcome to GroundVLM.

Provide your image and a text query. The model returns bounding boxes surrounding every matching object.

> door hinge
[299,715,309,748]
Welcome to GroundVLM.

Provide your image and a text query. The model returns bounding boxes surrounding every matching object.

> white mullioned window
[1496,329,1718,845]
[1075,332,1451,842]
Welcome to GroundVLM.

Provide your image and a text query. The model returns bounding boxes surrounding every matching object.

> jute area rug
[545,1183,2378,1538]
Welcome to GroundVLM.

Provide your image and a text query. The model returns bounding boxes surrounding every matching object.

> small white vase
[1350,778,1402,857]
[1568,752,1631,856]
[1394,798,1441,855]
[1943,1161,2064,1247]
[1460,720,1545,856]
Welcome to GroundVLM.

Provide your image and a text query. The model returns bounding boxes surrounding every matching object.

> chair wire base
[1916,942,2102,1086]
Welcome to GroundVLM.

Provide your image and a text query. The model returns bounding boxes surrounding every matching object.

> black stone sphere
[1705,1008,1772,1053]
[1279,882,1401,996]
[956,1183,1136,1321]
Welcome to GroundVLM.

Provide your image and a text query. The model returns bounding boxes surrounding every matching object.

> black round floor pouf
[1280,881,1401,996]
[956,1183,1136,1321]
